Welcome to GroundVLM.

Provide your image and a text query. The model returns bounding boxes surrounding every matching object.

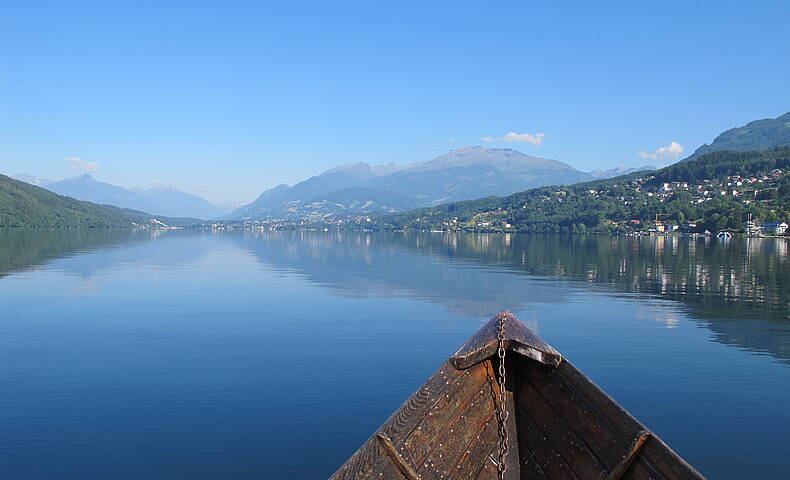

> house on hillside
[761,222,788,235]
[655,220,678,233]
[744,220,761,236]
[681,222,699,232]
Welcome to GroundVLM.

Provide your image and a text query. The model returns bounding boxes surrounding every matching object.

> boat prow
[330,311,705,479]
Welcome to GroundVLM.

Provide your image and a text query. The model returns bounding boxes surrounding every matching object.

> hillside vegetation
[0,174,203,228]
[682,112,790,162]
[380,148,790,234]
[0,174,132,227]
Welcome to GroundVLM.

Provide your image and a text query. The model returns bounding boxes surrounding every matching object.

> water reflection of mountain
[3,229,788,364]
[232,232,790,363]
[226,231,569,317]
[400,233,790,364]
[0,229,140,278]
[394,234,788,317]
[0,229,211,280]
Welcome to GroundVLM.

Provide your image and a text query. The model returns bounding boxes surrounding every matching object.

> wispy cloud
[481,132,546,146]
[66,157,99,172]
[637,141,684,162]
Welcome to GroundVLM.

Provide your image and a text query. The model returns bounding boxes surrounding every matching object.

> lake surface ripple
[1,230,788,479]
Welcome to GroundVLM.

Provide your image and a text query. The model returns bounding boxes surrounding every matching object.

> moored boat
[330,311,705,479]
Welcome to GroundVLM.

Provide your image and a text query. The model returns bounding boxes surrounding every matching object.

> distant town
[199,163,789,239]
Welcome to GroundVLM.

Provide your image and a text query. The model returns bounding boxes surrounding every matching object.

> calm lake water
[1,230,789,479]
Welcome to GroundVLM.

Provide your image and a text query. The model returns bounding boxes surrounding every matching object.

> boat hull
[330,313,704,479]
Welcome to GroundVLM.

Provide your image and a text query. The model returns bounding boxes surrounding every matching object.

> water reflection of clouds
[632,301,683,329]
[67,279,99,297]
[45,232,217,280]
[228,232,574,318]
[4,230,789,364]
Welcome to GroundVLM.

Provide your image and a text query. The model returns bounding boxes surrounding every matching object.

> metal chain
[496,314,509,480]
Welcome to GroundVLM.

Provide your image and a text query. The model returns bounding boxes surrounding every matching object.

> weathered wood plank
[520,359,623,467]
[515,400,579,480]
[517,441,550,480]
[330,312,704,480]
[417,389,495,480]
[638,436,706,480]
[451,311,562,369]
[333,440,406,480]
[554,361,705,480]
[406,363,490,466]
[517,359,656,480]
[554,361,644,442]
[486,357,522,479]
[448,412,500,480]
[515,380,607,479]
[363,458,407,480]
[474,455,499,480]
[330,361,466,480]
[607,430,650,480]
[377,433,420,480]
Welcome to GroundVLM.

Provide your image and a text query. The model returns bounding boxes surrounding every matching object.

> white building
[762,222,788,235]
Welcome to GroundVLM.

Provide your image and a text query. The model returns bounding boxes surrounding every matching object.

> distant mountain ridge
[682,112,790,162]
[588,165,655,179]
[226,146,593,220]
[0,174,203,228]
[1,174,131,227]
[11,173,52,186]
[381,147,790,234]
[16,174,225,220]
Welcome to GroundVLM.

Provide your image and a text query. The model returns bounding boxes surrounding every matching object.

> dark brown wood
[515,381,606,478]
[329,312,706,480]
[377,433,419,480]
[450,311,562,369]
[607,431,650,480]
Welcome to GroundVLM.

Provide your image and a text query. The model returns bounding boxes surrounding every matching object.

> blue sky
[2,1,788,204]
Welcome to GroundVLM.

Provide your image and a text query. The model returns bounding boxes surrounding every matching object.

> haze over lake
[1,230,789,479]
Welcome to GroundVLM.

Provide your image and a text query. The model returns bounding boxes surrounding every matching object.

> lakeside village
[205,216,788,239]
[598,169,787,238]
[197,168,790,238]
[629,170,788,238]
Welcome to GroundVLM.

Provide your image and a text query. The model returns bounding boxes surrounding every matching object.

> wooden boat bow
[450,311,562,369]
[330,312,705,480]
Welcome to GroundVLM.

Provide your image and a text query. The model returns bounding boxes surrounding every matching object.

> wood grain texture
[451,311,562,369]
[329,311,705,480]
[553,361,705,480]
[377,433,419,480]
[607,431,650,480]
[330,361,465,480]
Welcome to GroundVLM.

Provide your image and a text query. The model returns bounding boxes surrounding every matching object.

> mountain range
[383,147,790,234]
[588,165,655,178]
[4,111,789,227]
[0,174,203,228]
[10,149,653,223]
[225,147,597,220]
[11,174,225,220]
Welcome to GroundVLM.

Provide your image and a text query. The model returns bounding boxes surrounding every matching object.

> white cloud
[637,141,684,162]
[65,157,99,172]
[482,132,546,146]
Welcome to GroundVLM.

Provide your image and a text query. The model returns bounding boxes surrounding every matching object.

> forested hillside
[381,148,790,234]
[682,112,790,162]
[0,174,203,228]
[0,174,132,227]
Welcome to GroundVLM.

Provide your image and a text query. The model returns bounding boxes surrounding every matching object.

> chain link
[496,315,509,480]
